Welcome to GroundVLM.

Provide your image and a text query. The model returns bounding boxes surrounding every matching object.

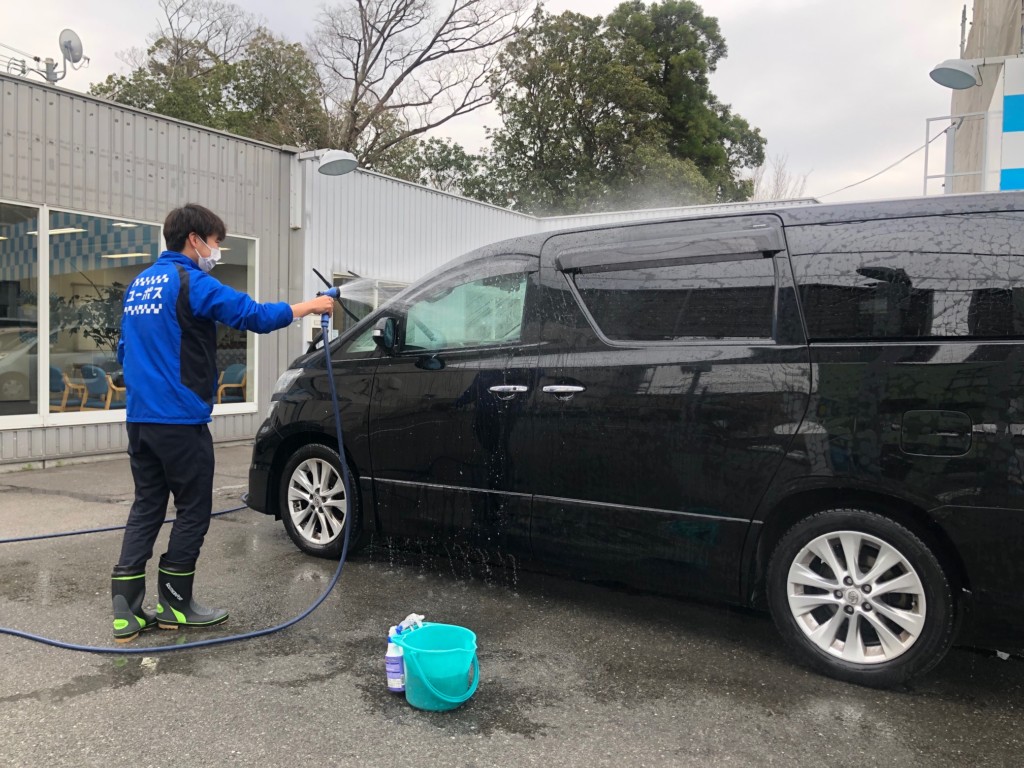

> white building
[928,0,1024,193]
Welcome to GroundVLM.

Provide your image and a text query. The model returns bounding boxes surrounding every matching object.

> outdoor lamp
[929,55,1019,89]
[317,149,359,176]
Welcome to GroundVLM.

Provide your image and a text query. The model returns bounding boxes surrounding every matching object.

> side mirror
[372,317,397,353]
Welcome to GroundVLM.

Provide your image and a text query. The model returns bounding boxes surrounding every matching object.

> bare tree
[120,0,262,77]
[750,154,811,202]
[312,0,530,167]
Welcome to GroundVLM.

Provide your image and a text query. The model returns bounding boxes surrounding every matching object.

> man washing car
[110,203,335,642]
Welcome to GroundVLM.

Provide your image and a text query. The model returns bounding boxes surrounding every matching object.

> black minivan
[248,192,1024,687]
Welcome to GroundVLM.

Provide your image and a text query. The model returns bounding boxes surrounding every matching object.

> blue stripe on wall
[1004,94,1024,132]
[1000,167,1024,190]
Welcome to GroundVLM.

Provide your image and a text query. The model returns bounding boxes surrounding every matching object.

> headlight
[272,368,303,396]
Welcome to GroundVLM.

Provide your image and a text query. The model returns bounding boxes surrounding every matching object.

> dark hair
[163,203,228,252]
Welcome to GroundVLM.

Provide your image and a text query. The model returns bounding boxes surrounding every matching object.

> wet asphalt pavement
[1,447,1022,767]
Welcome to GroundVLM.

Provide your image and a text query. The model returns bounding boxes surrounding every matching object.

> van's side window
[403,271,529,351]
[572,257,777,342]
[789,212,1024,340]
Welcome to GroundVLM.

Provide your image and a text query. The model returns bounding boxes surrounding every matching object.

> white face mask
[196,237,222,273]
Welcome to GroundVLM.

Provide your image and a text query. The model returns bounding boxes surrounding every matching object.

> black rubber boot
[155,558,229,629]
[111,566,157,643]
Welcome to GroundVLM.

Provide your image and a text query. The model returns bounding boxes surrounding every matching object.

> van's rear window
[573,258,776,342]
[788,213,1024,341]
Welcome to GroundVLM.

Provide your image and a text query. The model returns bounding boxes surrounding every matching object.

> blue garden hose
[0,304,353,655]
[0,506,246,546]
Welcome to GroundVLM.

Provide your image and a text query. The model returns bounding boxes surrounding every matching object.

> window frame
[788,211,1024,344]
[43,207,166,426]
[554,221,786,348]
[0,198,43,429]
[0,200,262,430]
[392,255,537,356]
[211,233,259,416]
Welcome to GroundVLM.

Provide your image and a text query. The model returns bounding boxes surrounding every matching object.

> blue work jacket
[117,251,292,424]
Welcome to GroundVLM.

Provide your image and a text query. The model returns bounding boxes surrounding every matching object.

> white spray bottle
[385,613,425,693]
[386,626,405,693]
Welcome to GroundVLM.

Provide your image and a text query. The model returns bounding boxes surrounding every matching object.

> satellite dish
[58,29,84,64]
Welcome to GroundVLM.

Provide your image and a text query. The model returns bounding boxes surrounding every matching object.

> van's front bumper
[247,459,274,516]
[246,417,281,517]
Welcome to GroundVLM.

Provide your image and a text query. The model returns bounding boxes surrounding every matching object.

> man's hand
[291,296,335,319]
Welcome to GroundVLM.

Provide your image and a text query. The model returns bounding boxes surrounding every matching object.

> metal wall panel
[300,159,537,296]
[299,155,819,296]
[0,74,298,465]
[0,414,257,465]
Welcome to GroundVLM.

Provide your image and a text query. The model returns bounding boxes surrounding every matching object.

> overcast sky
[3,0,972,202]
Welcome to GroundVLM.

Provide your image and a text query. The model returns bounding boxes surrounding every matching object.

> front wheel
[766,508,956,688]
[279,443,361,559]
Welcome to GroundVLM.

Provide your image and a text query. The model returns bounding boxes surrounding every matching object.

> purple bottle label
[386,653,405,691]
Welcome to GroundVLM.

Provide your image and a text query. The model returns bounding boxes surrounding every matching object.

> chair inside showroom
[79,363,126,410]
[49,366,86,412]
[217,364,247,404]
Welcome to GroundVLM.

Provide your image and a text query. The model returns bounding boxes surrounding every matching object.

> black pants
[117,423,215,570]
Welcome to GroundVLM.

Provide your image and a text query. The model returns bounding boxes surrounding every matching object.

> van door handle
[543,385,586,401]
[488,384,528,400]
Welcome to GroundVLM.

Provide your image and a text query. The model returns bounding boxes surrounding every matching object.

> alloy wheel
[286,458,348,546]
[786,530,927,664]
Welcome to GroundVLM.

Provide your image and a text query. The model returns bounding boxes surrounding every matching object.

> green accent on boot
[158,567,196,577]
[156,564,229,628]
[176,612,229,626]
[155,603,189,627]
[111,571,156,641]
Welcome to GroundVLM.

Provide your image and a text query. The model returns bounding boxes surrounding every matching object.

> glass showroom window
[0,203,41,418]
[212,234,256,406]
[48,211,161,413]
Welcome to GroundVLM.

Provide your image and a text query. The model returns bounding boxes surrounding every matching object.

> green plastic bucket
[393,623,479,711]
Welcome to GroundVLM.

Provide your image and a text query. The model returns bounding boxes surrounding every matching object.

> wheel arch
[748,487,970,608]
[268,429,366,525]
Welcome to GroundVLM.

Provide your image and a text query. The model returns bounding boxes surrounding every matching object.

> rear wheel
[279,443,361,559]
[766,508,955,688]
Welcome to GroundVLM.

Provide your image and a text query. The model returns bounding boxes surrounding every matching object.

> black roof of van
[457,190,1024,263]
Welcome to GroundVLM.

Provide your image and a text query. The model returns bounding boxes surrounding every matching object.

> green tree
[223,32,330,147]
[89,50,233,129]
[90,0,328,148]
[606,0,765,200]
[374,137,486,197]
[485,9,713,215]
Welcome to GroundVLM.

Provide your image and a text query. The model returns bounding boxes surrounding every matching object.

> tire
[0,373,29,402]
[766,508,955,688]
[278,443,362,559]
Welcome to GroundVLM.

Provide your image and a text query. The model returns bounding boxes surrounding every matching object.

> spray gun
[316,284,341,331]
[310,267,363,350]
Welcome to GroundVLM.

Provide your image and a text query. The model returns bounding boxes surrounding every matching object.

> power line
[815,129,948,199]
[0,40,38,61]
